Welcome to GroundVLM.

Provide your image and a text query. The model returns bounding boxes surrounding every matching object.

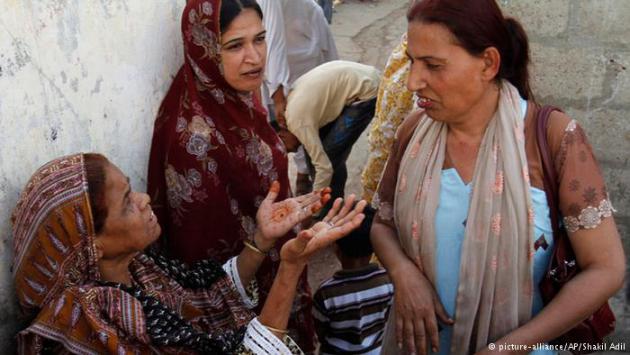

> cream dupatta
[385,81,535,353]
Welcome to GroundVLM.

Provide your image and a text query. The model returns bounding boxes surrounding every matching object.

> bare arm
[258,261,304,337]
[368,111,450,355]
[272,86,287,128]
[235,182,330,287]
[481,219,625,354]
[371,221,418,279]
[371,221,453,355]
[292,125,334,191]
[479,113,628,354]
[234,229,268,288]
[259,197,367,337]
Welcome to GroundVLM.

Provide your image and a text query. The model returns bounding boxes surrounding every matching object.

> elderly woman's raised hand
[255,181,331,251]
[280,195,367,267]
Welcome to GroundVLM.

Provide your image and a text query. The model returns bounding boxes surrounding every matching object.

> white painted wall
[0,0,185,348]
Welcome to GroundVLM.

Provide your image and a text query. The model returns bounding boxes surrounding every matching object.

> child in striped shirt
[313,207,394,354]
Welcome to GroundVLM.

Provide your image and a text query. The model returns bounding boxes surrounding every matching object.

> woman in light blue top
[370,0,625,354]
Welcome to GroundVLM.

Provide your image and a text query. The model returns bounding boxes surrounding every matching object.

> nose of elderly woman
[132,192,151,211]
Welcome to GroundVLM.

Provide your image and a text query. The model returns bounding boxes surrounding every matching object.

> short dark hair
[335,205,375,258]
[220,0,263,33]
[84,153,109,234]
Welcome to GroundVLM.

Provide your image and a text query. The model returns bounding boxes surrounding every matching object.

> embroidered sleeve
[223,257,259,309]
[554,119,615,233]
[240,317,303,354]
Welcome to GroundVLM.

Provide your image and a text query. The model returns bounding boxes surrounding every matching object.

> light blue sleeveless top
[434,98,556,355]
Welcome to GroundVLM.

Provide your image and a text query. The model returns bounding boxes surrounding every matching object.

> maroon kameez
[147,1,316,350]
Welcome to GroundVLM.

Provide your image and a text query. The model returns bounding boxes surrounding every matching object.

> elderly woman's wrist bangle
[243,240,267,256]
[262,324,288,335]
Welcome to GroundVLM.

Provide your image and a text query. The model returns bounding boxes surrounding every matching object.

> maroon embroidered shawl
[146,0,315,349]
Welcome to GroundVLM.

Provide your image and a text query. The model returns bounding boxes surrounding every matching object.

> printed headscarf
[12,154,252,354]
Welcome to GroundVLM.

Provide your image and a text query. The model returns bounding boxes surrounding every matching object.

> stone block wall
[501,0,630,343]
[500,0,629,233]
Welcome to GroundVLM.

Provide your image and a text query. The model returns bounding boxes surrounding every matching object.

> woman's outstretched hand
[280,195,367,267]
[255,181,331,251]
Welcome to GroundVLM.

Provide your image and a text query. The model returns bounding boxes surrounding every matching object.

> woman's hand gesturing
[280,195,367,267]
[255,181,331,251]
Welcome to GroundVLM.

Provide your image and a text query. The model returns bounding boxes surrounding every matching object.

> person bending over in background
[276,60,380,209]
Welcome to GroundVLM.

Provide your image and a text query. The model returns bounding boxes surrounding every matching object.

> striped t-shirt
[313,263,394,355]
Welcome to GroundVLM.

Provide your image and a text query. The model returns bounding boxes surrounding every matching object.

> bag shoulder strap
[535,105,562,241]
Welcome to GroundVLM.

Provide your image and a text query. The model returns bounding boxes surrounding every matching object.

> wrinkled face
[96,162,160,259]
[220,8,267,92]
[278,129,300,152]
[406,21,491,123]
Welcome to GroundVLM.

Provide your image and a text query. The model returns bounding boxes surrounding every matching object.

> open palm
[281,196,367,266]
[256,182,331,246]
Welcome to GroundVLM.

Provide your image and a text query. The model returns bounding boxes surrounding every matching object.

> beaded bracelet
[243,240,267,256]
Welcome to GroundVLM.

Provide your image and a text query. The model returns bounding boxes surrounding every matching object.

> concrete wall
[0,0,185,349]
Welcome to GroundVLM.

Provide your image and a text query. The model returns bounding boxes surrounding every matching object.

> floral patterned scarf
[12,154,253,354]
[391,81,535,353]
[146,0,315,350]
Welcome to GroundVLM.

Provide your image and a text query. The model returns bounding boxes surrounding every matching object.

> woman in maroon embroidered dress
[147,0,317,349]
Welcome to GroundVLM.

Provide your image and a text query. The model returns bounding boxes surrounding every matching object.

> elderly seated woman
[11,153,366,354]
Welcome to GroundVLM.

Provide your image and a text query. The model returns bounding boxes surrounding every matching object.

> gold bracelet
[243,240,267,256]
[262,324,289,335]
